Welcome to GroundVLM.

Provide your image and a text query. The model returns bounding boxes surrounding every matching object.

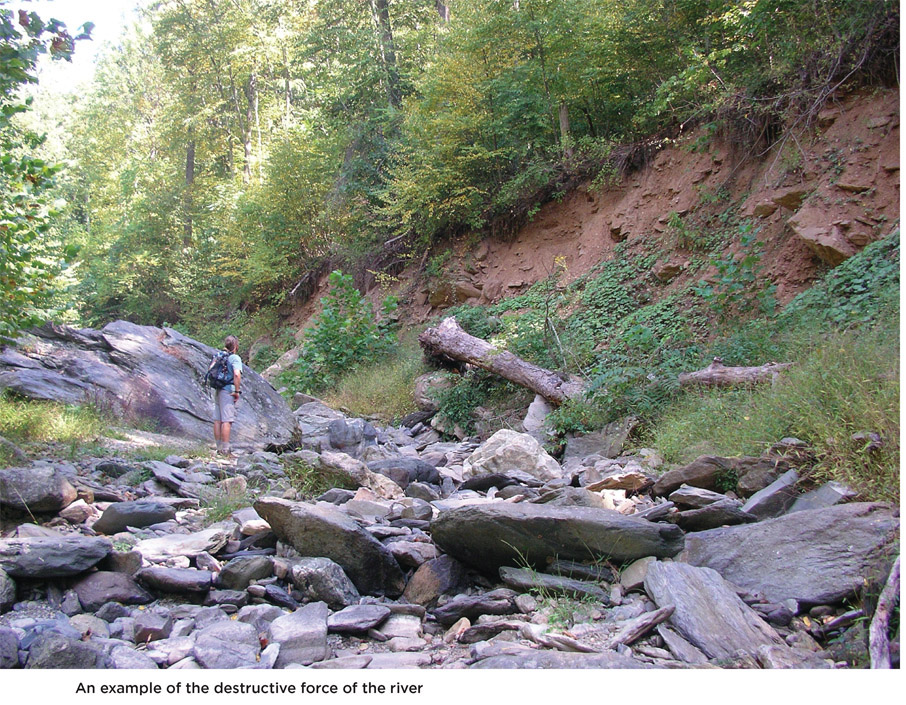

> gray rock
[735,457,790,496]
[0,321,296,445]
[71,572,153,612]
[268,601,329,668]
[656,624,709,665]
[289,558,360,609]
[562,417,639,462]
[134,528,229,563]
[218,555,273,590]
[652,456,737,496]
[644,561,786,660]
[0,536,111,578]
[25,634,111,669]
[673,498,757,532]
[204,589,249,608]
[788,481,858,513]
[133,611,173,643]
[93,501,177,534]
[0,627,20,668]
[293,402,346,450]
[0,464,77,514]
[471,650,648,669]
[668,484,731,508]
[679,502,899,606]
[106,643,160,669]
[255,497,406,597]
[0,568,14,613]
[531,486,609,508]
[431,588,519,626]
[620,557,656,592]
[499,566,609,601]
[328,418,377,456]
[98,549,143,575]
[402,555,468,607]
[741,469,799,519]
[327,605,392,634]
[387,540,438,569]
[137,567,213,594]
[430,502,684,574]
[463,430,561,482]
[366,458,440,489]
[193,620,261,669]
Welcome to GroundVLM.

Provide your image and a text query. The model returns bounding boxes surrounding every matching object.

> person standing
[211,335,243,457]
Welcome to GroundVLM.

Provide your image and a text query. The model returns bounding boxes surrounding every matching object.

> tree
[0,3,90,340]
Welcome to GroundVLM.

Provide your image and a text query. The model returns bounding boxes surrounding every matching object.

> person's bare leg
[213,420,223,451]
[221,421,233,455]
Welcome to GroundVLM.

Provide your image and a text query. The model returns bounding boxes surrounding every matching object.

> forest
[2,0,897,337]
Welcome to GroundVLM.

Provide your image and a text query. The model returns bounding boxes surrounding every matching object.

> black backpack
[204,351,233,389]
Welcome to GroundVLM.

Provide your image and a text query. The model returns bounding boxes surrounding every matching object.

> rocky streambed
[0,399,899,670]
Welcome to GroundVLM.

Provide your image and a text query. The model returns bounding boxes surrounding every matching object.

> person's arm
[232,367,242,402]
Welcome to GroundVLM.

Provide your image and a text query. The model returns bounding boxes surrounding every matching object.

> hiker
[206,335,243,456]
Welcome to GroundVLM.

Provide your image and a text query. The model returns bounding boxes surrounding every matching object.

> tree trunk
[418,317,586,404]
[183,135,195,246]
[869,555,900,669]
[435,1,450,22]
[370,0,401,109]
[678,358,793,387]
[559,102,573,158]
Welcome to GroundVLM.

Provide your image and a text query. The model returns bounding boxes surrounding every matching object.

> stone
[668,484,730,508]
[562,417,639,462]
[137,567,214,594]
[0,627,19,668]
[751,200,780,217]
[133,611,174,643]
[134,528,229,563]
[402,555,468,607]
[106,643,160,669]
[756,644,831,668]
[735,456,790,496]
[585,461,654,492]
[741,469,800,519]
[232,507,270,535]
[0,464,77,514]
[413,372,454,412]
[289,557,360,609]
[269,601,329,668]
[431,502,684,575]
[376,613,423,640]
[652,455,736,496]
[328,417,378,456]
[471,650,647,669]
[255,497,406,597]
[99,549,143,575]
[0,321,296,446]
[218,555,273,590]
[327,604,392,634]
[59,499,96,524]
[673,498,758,532]
[193,620,261,669]
[69,614,110,639]
[621,557,656,592]
[387,540,438,569]
[499,567,610,601]
[679,502,899,606]
[644,561,786,660]
[318,451,404,500]
[521,394,553,440]
[92,500,177,535]
[531,487,609,509]
[366,458,440,489]
[462,430,561,482]
[431,589,519,626]
[0,536,111,578]
[71,572,153,612]
[653,259,684,283]
[788,481,858,513]
[25,634,111,669]
[0,568,15,613]
[791,222,858,266]
[771,188,809,210]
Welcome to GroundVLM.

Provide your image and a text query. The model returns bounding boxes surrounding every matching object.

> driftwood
[419,317,586,404]
[678,357,793,388]
[869,555,900,669]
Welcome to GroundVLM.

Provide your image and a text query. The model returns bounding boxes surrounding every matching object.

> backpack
[204,351,233,389]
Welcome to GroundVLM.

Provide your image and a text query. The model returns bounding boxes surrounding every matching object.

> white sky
[13,0,147,88]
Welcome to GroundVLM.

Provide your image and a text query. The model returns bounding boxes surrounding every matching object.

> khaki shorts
[213,389,238,423]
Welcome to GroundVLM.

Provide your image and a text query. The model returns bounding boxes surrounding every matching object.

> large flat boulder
[0,465,77,514]
[0,321,296,446]
[0,536,112,578]
[678,502,899,606]
[255,497,406,597]
[430,502,684,574]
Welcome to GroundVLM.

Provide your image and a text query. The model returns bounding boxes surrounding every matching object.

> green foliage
[280,271,397,395]
[433,370,495,435]
[200,486,255,525]
[1,5,90,340]
[693,222,776,321]
[283,456,357,500]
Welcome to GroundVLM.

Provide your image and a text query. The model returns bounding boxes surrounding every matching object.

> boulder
[431,502,684,575]
[366,458,440,489]
[462,430,561,482]
[499,567,609,601]
[0,536,111,578]
[788,481,858,513]
[413,372,454,412]
[255,497,406,597]
[71,571,153,612]
[193,620,261,669]
[289,557,360,609]
[644,561,786,660]
[327,604,392,634]
[740,469,800,519]
[402,555,468,607]
[137,567,214,594]
[672,499,757,532]
[218,555,273,590]
[0,568,14,613]
[0,321,296,446]
[679,502,899,606]
[0,465,77,514]
[92,500,177,535]
[134,528,229,563]
[562,417,639,462]
[25,634,111,669]
[431,588,520,626]
[471,650,647,669]
[318,452,404,500]
[293,401,346,450]
[269,601,329,668]
[652,456,736,496]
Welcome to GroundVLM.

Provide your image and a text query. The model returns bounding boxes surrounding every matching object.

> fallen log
[678,358,793,388]
[418,317,586,404]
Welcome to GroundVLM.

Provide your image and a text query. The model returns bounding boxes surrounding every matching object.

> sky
[14,0,147,88]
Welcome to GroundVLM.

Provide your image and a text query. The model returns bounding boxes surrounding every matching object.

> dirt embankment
[268,87,898,376]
